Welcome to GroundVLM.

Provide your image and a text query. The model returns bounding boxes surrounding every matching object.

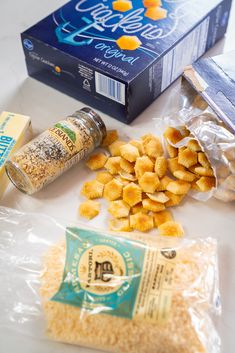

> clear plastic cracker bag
[0,206,221,353]
[157,79,235,202]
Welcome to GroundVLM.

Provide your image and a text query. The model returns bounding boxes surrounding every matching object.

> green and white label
[52,227,177,323]
[52,227,145,319]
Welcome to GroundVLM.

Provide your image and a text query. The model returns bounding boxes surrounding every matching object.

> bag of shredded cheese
[0,207,221,353]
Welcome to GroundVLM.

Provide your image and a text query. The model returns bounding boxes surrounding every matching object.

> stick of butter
[0,111,31,199]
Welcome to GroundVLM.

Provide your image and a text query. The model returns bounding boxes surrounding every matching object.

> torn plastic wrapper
[157,52,235,202]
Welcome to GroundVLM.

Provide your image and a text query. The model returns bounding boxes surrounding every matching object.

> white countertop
[0,1,235,352]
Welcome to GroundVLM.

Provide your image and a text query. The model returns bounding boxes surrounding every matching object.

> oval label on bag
[78,245,126,295]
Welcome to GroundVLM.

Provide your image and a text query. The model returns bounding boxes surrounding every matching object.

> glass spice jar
[5,107,106,195]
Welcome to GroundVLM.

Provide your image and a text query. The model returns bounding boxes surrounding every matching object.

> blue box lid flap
[23,0,224,81]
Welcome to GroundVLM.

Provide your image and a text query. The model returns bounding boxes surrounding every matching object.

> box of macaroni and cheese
[21,0,232,124]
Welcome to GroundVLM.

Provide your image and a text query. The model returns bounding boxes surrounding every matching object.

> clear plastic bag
[158,79,235,202]
[0,206,221,353]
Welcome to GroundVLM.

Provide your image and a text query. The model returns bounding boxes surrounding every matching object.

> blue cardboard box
[183,50,235,134]
[21,0,232,123]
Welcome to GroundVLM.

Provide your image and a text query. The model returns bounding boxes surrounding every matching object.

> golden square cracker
[79,200,100,220]
[153,210,173,227]
[144,137,164,158]
[129,140,144,155]
[155,157,168,178]
[141,133,155,142]
[86,153,108,170]
[156,176,174,191]
[168,157,185,173]
[114,175,130,186]
[187,139,201,152]
[123,182,142,206]
[196,177,216,192]
[108,200,130,218]
[101,130,118,147]
[109,218,131,232]
[96,171,113,184]
[194,166,214,177]
[188,164,202,174]
[198,152,210,168]
[178,146,186,153]
[81,180,104,199]
[141,135,155,149]
[166,142,178,158]
[130,212,154,232]
[166,180,191,195]
[108,140,126,156]
[165,191,185,207]
[120,157,135,173]
[134,156,154,178]
[191,181,202,192]
[173,170,196,182]
[138,172,160,193]
[131,203,148,214]
[146,192,169,203]
[158,221,184,237]
[164,127,184,145]
[105,156,122,174]
[142,198,165,212]
[103,179,123,201]
[118,171,137,181]
[120,143,140,162]
[178,148,198,168]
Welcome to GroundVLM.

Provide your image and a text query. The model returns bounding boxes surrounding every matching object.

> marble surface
[0,1,235,352]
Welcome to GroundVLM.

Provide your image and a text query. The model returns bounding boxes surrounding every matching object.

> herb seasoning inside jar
[5,107,107,194]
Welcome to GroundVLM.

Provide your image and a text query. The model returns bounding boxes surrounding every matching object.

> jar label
[52,227,177,323]
[48,120,82,156]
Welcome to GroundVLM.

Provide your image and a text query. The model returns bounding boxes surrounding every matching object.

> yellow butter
[0,111,31,198]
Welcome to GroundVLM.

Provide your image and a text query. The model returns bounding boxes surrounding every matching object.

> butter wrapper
[0,112,31,199]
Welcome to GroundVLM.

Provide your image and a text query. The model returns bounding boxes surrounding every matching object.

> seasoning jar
[5,107,106,195]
